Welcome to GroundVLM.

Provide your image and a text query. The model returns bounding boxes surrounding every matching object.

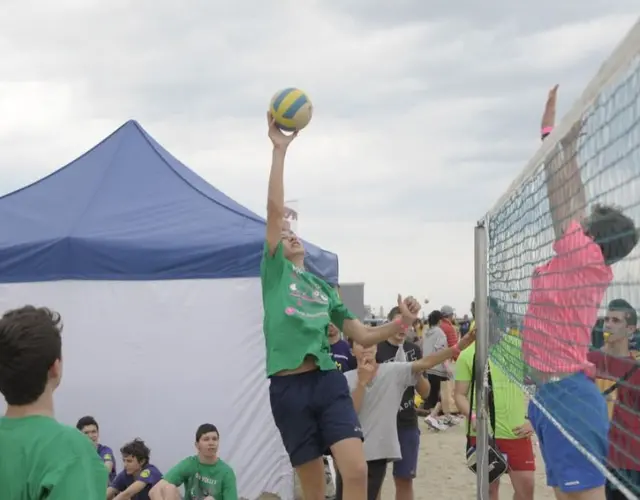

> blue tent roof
[0,120,339,284]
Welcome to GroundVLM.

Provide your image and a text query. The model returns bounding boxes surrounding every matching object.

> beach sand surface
[287,419,556,499]
[379,420,555,499]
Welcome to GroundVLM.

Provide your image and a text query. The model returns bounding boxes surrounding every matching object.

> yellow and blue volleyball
[270,88,313,132]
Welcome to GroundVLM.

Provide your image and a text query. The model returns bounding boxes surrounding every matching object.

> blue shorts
[269,369,363,467]
[528,372,609,493]
[393,426,420,479]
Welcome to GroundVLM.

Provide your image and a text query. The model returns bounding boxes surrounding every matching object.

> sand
[286,419,556,500]
[379,420,555,500]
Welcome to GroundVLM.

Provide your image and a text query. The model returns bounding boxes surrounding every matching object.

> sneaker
[324,459,336,498]
[425,415,448,431]
[442,415,461,427]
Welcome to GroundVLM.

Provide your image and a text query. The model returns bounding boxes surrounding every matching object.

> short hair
[584,204,638,265]
[607,298,638,326]
[76,416,99,431]
[120,439,150,465]
[196,423,219,442]
[0,306,63,406]
[387,306,401,322]
[427,310,443,327]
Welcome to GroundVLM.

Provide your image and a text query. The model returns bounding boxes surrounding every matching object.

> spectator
[439,305,460,415]
[422,310,454,431]
[0,306,107,499]
[588,299,640,500]
[376,307,431,500]
[460,315,471,337]
[107,439,162,500]
[77,415,117,483]
[150,424,237,500]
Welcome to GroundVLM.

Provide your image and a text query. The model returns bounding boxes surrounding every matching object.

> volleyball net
[479,18,640,499]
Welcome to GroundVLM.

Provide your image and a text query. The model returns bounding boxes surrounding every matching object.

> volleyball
[269,88,313,132]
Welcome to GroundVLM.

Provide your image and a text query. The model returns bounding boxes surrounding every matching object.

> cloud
[0,1,637,313]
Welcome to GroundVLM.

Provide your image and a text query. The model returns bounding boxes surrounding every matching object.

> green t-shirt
[455,340,527,439]
[261,242,356,376]
[0,415,107,499]
[164,456,237,500]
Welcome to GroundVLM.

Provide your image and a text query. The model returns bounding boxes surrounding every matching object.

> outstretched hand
[267,111,298,150]
[397,294,421,325]
[541,84,559,131]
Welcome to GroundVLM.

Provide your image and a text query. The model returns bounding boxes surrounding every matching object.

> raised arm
[265,112,298,255]
[542,85,587,240]
[341,295,420,347]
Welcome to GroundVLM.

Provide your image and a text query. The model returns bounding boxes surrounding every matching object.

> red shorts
[469,437,535,471]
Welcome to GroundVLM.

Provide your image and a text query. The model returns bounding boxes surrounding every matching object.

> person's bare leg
[331,437,368,500]
[295,457,326,500]
[489,478,500,500]
[428,402,441,419]
[509,471,535,500]
[554,486,606,500]
[394,477,414,500]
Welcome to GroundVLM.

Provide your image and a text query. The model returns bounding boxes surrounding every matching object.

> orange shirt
[439,318,459,359]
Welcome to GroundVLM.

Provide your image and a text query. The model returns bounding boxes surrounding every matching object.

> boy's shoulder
[216,458,235,474]
[42,420,96,456]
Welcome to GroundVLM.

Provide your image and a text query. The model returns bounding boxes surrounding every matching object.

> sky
[0,0,638,317]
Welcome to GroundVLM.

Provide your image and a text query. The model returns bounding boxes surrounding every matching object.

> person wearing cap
[439,306,459,352]
[439,305,461,419]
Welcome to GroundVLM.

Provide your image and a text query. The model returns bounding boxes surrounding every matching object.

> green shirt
[455,339,527,439]
[0,415,107,500]
[261,242,356,376]
[164,456,237,500]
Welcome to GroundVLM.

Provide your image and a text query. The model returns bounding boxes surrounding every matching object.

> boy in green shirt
[0,306,107,500]
[262,113,421,500]
[150,423,237,500]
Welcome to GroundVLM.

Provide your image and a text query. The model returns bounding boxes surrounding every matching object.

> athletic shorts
[468,436,535,471]
[529,372,609,493]
[336,459,387,500]
[394,426,421,478]
[269,369,363,467]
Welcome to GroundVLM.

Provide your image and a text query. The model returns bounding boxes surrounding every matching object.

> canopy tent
[0,120,339,500]
[0,120,338,284]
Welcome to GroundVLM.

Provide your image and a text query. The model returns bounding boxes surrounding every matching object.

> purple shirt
[97,444,117,482]
[111,464,162,500]
[331,339,356,372]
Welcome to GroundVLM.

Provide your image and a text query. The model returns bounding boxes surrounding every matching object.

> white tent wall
[0,279,293,500]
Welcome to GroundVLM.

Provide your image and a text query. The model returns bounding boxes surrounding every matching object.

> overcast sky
[0,1,638,316]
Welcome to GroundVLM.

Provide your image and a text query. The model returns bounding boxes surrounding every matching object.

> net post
[474,219,490,500]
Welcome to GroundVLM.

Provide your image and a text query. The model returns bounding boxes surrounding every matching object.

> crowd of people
[0,86,639,500]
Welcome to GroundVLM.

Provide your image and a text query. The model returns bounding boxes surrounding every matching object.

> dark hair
[0,306,63,406]
[120,439,150,465]
[584,204,638,265]
[387,306,401,322]
[196,423,219,442]
[607,298,638,327]
[427,310,443,327]
[76,416,99,431]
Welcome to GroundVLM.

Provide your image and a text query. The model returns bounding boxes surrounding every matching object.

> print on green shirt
[164,456,238,500]
[260,242,356,376]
